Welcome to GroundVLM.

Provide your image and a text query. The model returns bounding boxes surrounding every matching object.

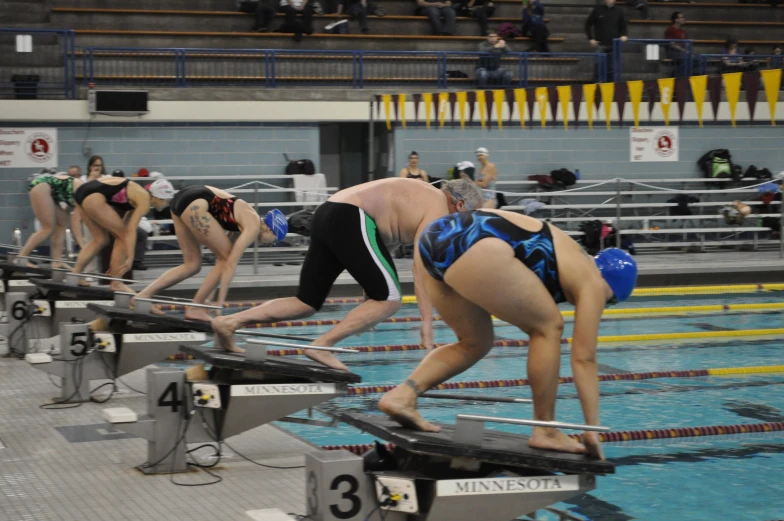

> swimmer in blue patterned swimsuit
[379,208,637,461]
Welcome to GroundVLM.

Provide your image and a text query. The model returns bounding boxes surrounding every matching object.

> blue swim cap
[594,248,637,302]
[263,208,288,242]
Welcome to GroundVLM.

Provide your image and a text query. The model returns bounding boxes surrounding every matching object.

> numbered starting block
[103,344,361,474]
[303,412,614,521]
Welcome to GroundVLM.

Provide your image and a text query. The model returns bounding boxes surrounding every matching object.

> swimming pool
[261,291,784,521]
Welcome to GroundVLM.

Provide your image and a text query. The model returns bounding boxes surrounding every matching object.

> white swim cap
[475,147,489,156]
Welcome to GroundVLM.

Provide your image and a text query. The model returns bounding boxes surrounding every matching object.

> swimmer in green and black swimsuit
[17,173,83,269]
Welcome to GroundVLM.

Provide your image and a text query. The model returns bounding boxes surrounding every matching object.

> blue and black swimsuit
[418,210,566,303]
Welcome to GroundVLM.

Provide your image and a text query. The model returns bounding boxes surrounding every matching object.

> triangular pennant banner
[599,82,615,130]
[514,88,527,128]
[557,85,571,129]
[744,71,760,122]
[645,80,657,122]
[535,87,549,128]
[689,75,708,127]
[548,86,559,123]
[413,93,421,122]
[392,94,400,122]
[722,72,743,127]
[485,90,495,129]
[505,89,515,122]
[526,89,536,127]
[376,95,381,119]
[657,78,676,125]
[708,75,722,121]
[399,93,407,128]
[457,91,468,129]
[615,82,628,127]
[570,85,583,128]
[449,92,457,127]
[438,92,449,128]
[467,91,477,125]
[675,77,689,123]
[382,94,392,130]
[583,83,597,130]
[476,90,487,129]
[761,68,782,126]
[494,90,505,130]
[627,80,644,128]
[423,93,433,129]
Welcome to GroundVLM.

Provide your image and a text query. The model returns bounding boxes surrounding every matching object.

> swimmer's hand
[583,432,604,460]
[420,322,434,350]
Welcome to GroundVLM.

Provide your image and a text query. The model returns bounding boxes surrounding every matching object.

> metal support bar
[421,393,532,404]
[65,272,136,284]
[133,297,221,309]
[245,338,359,353]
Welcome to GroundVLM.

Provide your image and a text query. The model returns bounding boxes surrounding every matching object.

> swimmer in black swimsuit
[398,151,429,183]
[379,209,637,461]
[134,185,288,322]
[73,177,172,292]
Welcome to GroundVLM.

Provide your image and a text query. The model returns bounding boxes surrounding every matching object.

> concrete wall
[0,122,319,242]
[393,126,784,181]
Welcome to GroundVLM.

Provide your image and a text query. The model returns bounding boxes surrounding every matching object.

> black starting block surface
[30,278,115,300]
[337,412,615,475]
[0,261,52,278]
[181,344,362,384]
[87,304,211,332]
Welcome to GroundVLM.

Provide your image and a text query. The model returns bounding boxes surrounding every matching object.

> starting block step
[336,412,615,475]
[103,407,139,424]
[87,304,213,332]
[0,261,52,278]
[30,278,116,300]
[25,353,53,364]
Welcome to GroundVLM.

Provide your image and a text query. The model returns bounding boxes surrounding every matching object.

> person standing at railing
[476,30,513,87]
[664,12,693,77]
[237,0,276,32]
[585,0,627,81]
[133,185,288,322]
[417,0,457,36]
[279,0,314,41]
[521,0,549,53]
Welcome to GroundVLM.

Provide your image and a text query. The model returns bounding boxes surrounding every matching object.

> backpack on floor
[697,149,733,179]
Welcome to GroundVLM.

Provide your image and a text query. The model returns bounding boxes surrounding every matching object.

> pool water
[257,292,784,521]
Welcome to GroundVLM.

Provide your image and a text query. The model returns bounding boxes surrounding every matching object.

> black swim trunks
[170,185,240,232]
[73,179,134,213]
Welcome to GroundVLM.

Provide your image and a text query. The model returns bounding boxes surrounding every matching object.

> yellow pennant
[761,68,782,126]
[514,88,527,129]
[456,91,467,129]
[627,80,644,128]
[535,87,548,129]
[689,75,708,127]
[494,90,505,130]
[599,82,615,130]
[399,93,407,129]
[722,72,743,127]
[382,94,392,130]
[476,90,487,129]
[438,92,449,128]
[583,83,597,130]
[423,93,433,129]
[657,77,675,125]
[556,85,571,129]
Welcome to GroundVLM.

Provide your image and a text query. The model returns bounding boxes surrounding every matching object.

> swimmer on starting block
[378,209,638,460]
[72,176,174,293]
[18,170,84,270]
[133,185,288,322]
[212,178,484,369]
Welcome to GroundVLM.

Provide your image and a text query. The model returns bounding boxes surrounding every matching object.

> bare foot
[185,308,213,323]
[51,262,72,270]
[582,432,605,460]
[25,261,38,269]
[212,316,245,354]
[150,305,167,316]
[78,280,92,287]
[111,282,135,294]
[378,386,441,432]
[529,427,588,455]
[303,348,350,371]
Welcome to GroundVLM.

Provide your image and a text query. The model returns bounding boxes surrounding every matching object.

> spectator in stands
[664,11,694,76]
[417,0,457,36]
[720,37,755,72]
[237,0,276,32]
[67,165,81,179]
[399,151,429,182]
[476,30,513,87]
[337,0,373,33]
[279,0,314,41]
[521,0,550,53]
[773,44,783,68]
[585,0,628,81]
[85,155,106,182]
[456,0,495,36]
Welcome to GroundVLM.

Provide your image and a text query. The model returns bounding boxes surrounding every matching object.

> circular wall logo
[653,130,675,158]
[26,132,55,163]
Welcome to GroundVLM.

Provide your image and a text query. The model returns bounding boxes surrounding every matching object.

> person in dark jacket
[236,0,276,31]
[522,0,549,52]
[585,0,627,81]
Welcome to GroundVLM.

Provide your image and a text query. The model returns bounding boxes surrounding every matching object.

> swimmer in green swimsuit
[18,173,84,269]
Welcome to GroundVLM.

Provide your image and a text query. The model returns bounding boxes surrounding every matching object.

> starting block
[104,344,361,474]
[303,412,614,521]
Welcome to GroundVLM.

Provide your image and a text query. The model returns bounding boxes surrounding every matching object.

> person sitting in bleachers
[521,0,550,52]
[237,0,276,32]
[279,0,315,41]
[476,30,513,87]
[455,0,495,36]
[337,0,373,33]
[416,0,457,36]
[720,37,756,72]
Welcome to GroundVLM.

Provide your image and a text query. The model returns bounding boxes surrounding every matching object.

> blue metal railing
[0,28,75,99]
[613,38,695,82]
[698,54,784,76]
[78,47,607,89]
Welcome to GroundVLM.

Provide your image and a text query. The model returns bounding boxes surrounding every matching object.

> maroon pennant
[505,89,515,122]
[645,81,657,122]
[433,94,440,128]
[547,86,559,123]
[467,91,477,125]
[674,77,689,123]
[708,75,722,121]
[485,91,494,129]
[614,82,628,127]
[449,92,457,127]
[413,93,421,122]
[526,89,536,128]
[571,84,583,128]
[743,71,761,122]
[392,94,400,122]
[375,95,381,119]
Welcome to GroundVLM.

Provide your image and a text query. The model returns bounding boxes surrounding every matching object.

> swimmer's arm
[570,286,605,427]
[412,231,434,348]
[212,223,258,307]
[70,208,86,249]
[123,187,151,257]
